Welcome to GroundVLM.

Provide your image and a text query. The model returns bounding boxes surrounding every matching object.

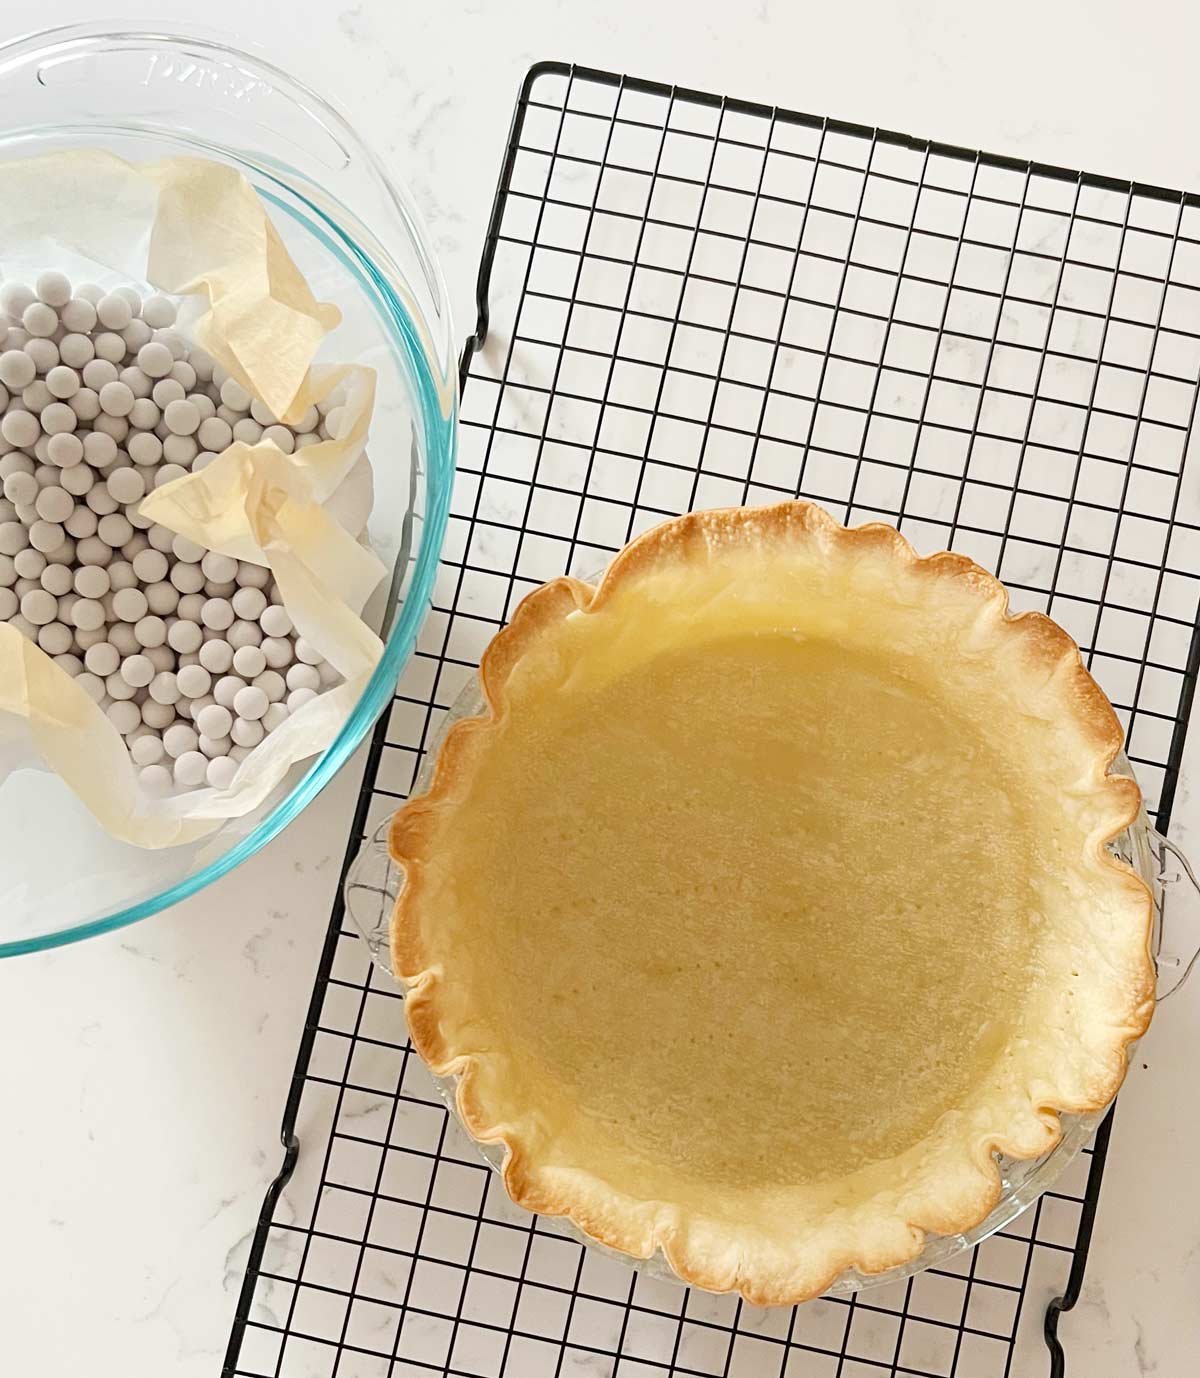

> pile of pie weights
[0,272,344,796]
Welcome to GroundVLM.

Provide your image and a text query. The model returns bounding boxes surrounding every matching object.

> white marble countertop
[2,2,1199,1375]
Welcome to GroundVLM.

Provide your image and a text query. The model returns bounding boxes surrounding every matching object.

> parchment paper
[0,151,386,846]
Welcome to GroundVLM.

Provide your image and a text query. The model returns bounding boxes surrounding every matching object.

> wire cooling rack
[224,62,1200,1378]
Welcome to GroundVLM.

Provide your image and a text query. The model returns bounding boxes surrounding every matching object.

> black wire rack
[224,62,1200,1378]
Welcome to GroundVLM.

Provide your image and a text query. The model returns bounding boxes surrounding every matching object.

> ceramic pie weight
[227,65,1200,1378]
[0,271,350,798]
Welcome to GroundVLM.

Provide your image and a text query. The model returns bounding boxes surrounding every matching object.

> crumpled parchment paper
[0,151,386,846]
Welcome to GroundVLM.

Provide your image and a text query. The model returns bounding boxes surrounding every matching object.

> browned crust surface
[390,500,1155,1304]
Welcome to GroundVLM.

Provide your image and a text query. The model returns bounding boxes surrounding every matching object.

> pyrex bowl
[344,670,1197,1299]
[0,24,456,956]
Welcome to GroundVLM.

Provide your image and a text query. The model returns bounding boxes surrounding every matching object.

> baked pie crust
[390,501,1154,1304]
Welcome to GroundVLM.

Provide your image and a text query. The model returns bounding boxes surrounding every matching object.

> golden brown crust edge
[389,499,1155,1304]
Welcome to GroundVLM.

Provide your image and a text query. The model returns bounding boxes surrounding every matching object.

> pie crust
[390,501,1154,1304]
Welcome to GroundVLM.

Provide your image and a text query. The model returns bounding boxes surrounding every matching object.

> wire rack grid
[224,62,1200,1378]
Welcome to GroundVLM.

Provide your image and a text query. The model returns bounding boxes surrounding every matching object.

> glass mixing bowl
[0,24,457,956]
[344,670,1199,1298]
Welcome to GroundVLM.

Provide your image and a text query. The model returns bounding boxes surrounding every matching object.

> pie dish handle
[343,820,402,974]
[1149,826,1200,1000]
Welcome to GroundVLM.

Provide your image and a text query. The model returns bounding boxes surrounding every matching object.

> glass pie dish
[0,23,456,956]
[344,669,1200,1298]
